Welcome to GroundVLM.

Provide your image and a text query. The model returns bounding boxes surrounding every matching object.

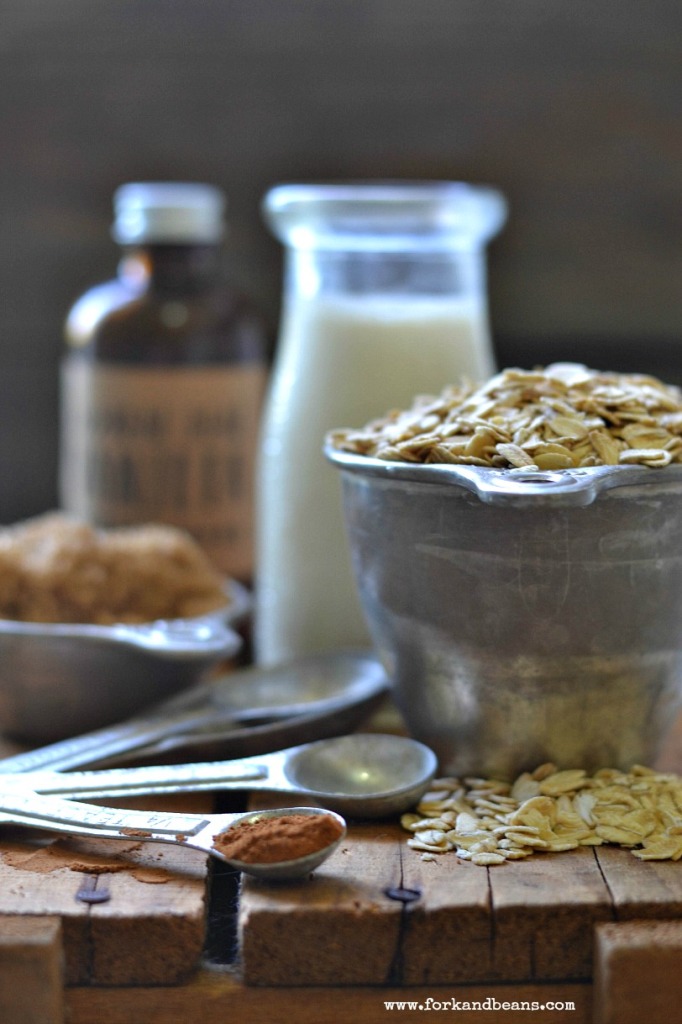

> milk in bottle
[256,182,507,664]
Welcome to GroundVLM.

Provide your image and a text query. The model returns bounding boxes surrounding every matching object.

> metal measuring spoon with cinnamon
[0,790,346,881]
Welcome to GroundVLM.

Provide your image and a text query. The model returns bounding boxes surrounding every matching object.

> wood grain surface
[2,2,682,522]
[0,709,680,1021]
[0,830,208,986]
[237,819,682,988]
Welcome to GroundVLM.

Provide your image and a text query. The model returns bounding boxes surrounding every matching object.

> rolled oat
[401,762,682,865]
[329,363,682,471]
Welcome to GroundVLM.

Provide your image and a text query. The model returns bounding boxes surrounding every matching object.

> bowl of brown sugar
[0,513,246,741]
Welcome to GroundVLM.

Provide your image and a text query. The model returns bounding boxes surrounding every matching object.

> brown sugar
[213,813,344,864]
[0,512,227,623]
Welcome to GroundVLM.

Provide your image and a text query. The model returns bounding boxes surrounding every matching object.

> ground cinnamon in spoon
[213,813,343,864]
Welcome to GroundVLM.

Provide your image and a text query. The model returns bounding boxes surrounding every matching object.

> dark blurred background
[2,0,681,522]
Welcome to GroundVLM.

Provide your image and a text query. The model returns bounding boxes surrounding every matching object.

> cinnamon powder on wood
[213,813,343,864]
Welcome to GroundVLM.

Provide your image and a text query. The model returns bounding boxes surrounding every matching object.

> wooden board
[2,716,682,997]
[64,969,594,1024]
[232,712,682,987]
[237,817,682,988]
[0,794,210,987]
[0,916,63,1024]
[594,920,682,1024]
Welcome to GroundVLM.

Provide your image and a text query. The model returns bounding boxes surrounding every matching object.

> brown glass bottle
[60,183,268,582]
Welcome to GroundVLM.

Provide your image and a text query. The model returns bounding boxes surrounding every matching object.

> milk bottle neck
[284,245,485,301]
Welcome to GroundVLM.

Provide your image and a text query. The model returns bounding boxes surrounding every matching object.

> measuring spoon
[3,734,438,819]
[0,791,346,880]
[0,651,389,775]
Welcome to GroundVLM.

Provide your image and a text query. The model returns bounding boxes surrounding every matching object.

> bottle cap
[112,182,226,244]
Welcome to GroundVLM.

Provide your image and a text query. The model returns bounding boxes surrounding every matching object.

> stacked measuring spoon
[0,652,437,878]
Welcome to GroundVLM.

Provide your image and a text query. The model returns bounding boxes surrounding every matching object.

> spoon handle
[0,715,190,776]
[8,757,279,800]
[0,788,212,839]
[0,705,251,776]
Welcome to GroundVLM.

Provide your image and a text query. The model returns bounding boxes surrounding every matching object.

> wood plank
[487,848,613,982]
[595,846,682,921]
[0,831,208,986]
[65,968,593,1024]
[85,841,208,986]
[399,847,492,984]
[239,817,624,987]
[0,916,64,1024]
[593,920,682,1024]
[0,844,91,983]
[238,799,682,987]
[5,2,682,522]
[238,821,404,986]
[2,714,682,997]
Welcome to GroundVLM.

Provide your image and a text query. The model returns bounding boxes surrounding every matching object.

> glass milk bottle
[255,181,507,664]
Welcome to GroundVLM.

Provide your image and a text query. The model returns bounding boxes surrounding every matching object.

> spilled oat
[401,763,682,865]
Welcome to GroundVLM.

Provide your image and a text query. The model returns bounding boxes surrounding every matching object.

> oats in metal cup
[329,362,682,471]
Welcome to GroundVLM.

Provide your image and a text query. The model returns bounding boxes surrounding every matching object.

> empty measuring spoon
[5,734,438,819]
[0,650,389,775]
[0,790,346,880]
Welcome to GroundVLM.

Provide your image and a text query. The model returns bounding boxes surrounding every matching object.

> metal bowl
[0,580,248,743]
[327,448,682,779]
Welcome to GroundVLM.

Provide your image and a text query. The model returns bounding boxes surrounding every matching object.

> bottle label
[60,359,266,580]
